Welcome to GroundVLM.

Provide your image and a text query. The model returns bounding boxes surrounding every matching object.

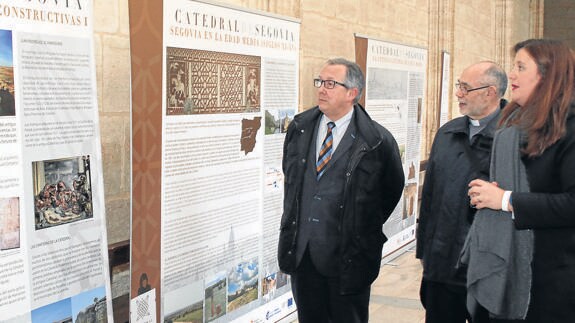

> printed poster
[361,36,427,256]
[0,0,113,322]
[152,1,300,322]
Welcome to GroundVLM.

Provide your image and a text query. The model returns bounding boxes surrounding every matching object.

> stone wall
[94,0,131,245]
[544,0,575,49]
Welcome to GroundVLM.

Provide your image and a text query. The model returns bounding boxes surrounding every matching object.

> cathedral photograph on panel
[71,286,108,323]
[204,273,227,323]
[264,108,293,135]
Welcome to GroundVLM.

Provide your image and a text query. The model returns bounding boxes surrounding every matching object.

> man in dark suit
[277,58,404,323]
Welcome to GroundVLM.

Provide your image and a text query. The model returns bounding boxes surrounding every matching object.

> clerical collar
[468,108,499,127]
[468,108,500,140]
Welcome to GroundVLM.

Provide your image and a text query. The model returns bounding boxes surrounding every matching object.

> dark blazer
[278,104,404,294]
[295,118,358,276]
[512,106,575,322]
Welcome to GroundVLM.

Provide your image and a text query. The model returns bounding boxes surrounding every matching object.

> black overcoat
[278,104,404,294]
[416,107,502,286]
[512,106,575,322]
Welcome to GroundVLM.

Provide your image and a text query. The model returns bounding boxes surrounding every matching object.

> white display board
[0,0,113,321]
[361,36,427,256]
[159,1,300,322]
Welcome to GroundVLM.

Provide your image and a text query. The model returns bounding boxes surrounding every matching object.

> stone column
[424,0,455,157]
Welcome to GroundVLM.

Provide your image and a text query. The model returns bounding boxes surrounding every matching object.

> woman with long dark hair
[467,39,575,322]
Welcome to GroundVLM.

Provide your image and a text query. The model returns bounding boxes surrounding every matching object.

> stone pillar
[424,0,455,157]
[494,0,510,69]
[531,0,544,38]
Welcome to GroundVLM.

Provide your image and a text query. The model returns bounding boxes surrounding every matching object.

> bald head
[469,61,507,97]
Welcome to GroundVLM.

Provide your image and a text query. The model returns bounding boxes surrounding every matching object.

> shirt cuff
[501,190,512,212]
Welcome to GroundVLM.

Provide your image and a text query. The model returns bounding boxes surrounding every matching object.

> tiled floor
[369,248,425,322]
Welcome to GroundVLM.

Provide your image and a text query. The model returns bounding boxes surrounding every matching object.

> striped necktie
[316,122,335,180]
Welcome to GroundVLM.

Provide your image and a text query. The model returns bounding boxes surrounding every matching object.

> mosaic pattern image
[166,47,261,115]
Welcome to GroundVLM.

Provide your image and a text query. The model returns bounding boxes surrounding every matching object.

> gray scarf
[458,125,534,320]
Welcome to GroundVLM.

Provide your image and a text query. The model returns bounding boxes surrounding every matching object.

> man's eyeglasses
[314,78,348,89]
[455,83,492,95]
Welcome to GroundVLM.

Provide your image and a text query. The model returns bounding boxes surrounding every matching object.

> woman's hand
[468,179,505,210]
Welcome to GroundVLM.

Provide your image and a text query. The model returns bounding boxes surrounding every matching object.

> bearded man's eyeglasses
[455,82,492,95]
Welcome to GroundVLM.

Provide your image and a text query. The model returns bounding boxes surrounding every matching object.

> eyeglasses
[455,83,492,95]
[314,78,348,89]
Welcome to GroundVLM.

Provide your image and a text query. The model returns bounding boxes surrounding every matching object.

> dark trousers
[472,304,525,323]
[420,279,471,323]
[291,249,370,323]
[420,279,525,323]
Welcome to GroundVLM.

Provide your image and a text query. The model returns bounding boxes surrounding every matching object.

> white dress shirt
[316,109,354,161]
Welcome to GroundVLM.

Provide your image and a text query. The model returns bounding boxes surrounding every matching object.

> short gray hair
[325,58,365,104]
[482,62,508,97]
